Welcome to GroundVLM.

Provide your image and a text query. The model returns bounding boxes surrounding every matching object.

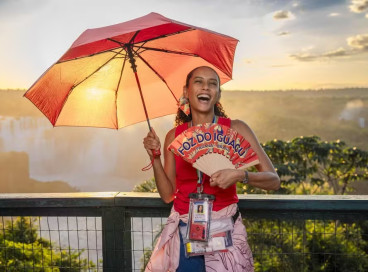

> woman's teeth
[197,94,210,101]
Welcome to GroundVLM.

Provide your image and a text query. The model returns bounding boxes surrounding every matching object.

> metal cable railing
[0,193,367,271]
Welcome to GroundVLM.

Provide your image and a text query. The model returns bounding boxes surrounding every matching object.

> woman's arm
[210,119,280,191]
[143,128,176,203]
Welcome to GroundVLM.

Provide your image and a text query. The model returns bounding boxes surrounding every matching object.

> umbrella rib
[57,29,195,64]
[108,38,199,57]
[131,28,194,44]
[107,28,194,48]
[133,46,199,57]
[57,47,127,64]
[71,49,124,90]
[111,48,127,57]
[128,30,140,44]
[107,38,149,57]
[54,49,124,125]
[135,50,179,103]
[114,53,128,129]
[132,41,148,55]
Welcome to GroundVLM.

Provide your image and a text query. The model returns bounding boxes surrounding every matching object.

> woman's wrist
[243,170,249,184]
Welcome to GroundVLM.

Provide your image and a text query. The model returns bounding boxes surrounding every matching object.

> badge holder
[186,193,214,242]
[182,210,234,257]
[181,168,232,257]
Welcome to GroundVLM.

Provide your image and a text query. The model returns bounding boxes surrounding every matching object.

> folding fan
[168,123,259,176]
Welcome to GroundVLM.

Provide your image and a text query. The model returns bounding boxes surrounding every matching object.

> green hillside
[1,88,368,150]
[221,88,368,150]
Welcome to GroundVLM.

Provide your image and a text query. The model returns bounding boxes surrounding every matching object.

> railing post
[122,208,132,270]
[102,206,132,271]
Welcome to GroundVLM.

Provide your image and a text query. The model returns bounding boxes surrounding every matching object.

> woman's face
[184,67,220,115]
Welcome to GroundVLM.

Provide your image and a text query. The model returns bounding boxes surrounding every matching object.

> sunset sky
[0,0,367,91]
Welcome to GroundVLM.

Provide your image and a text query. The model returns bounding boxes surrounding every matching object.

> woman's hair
[174,66,228,126]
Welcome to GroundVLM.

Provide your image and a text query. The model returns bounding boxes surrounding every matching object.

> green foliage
[140,248,153,272]
[133,178,158,193]
[239,136,368,195]
[135,136,368,271]
[0,217,96,271]
[245,218,368,272]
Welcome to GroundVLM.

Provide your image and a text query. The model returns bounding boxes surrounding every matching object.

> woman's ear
[183,86,188,98]
[216,89,221,102]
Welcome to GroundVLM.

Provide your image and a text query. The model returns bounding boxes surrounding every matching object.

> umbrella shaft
[127,45,137,73]
[134,72,152,130]
[126,45,152,130]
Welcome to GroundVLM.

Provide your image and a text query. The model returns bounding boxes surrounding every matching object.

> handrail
[1,192,367,210]
[1,193,367,271]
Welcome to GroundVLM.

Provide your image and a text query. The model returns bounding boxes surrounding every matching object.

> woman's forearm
[152,157,175,203]
[246,171,280,191]
[143,128,176,203]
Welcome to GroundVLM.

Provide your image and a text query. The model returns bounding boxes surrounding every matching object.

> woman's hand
[143,128,161,159]
[210,169,244,189]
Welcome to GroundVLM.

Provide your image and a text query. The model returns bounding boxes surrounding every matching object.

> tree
[239,136,368,195]
[133,178,157,193]
[135,136,368,271]
[0,217,96,271]
[244,218,368,272]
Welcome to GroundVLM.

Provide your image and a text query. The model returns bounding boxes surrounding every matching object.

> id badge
[186,193,215,242]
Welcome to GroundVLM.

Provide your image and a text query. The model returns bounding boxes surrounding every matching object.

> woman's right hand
[143,128,161,159]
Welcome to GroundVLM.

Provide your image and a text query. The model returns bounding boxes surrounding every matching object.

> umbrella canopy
[25,12,238,129]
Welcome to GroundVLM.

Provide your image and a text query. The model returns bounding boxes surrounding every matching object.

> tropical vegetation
[133,136,368,271]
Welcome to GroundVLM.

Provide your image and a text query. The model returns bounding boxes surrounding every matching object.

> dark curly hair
[175,66,228,126]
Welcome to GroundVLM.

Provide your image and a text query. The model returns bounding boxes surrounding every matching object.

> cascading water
[0,114,173,191]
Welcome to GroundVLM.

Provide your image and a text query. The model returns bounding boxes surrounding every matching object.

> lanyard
[194,115,218,193]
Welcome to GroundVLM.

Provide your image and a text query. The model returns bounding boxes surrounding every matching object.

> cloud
[329,13,340,16]
[347,34,368,49]
[290,48,348,62]
[349,0,368,13]
[290,33,368,62]
[277,31,290,36]
[289,53,319,62]
[273,10,294,20]
[323,47,348,57]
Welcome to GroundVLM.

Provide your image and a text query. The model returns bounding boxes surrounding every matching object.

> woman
[143,66,280,272]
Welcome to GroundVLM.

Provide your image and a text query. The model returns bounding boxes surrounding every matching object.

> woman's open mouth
[197,94,211,102]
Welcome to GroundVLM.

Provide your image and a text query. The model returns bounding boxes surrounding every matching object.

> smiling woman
[142,66,280,272]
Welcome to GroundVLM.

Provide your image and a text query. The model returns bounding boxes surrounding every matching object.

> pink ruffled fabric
[144,204,254,272]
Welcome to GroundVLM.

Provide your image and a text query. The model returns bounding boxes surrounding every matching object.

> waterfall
[0,115,173,191]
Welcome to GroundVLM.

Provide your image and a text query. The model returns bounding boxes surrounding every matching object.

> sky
[0,0,368,91]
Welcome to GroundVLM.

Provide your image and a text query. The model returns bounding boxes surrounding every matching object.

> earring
[178,95,191,116]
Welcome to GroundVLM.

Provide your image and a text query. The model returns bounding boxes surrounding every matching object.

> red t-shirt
[173,117,239,215]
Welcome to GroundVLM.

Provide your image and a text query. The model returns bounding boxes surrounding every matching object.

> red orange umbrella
[24,12,238,129]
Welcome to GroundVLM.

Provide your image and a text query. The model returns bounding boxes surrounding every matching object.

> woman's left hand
[210,169,243,189]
